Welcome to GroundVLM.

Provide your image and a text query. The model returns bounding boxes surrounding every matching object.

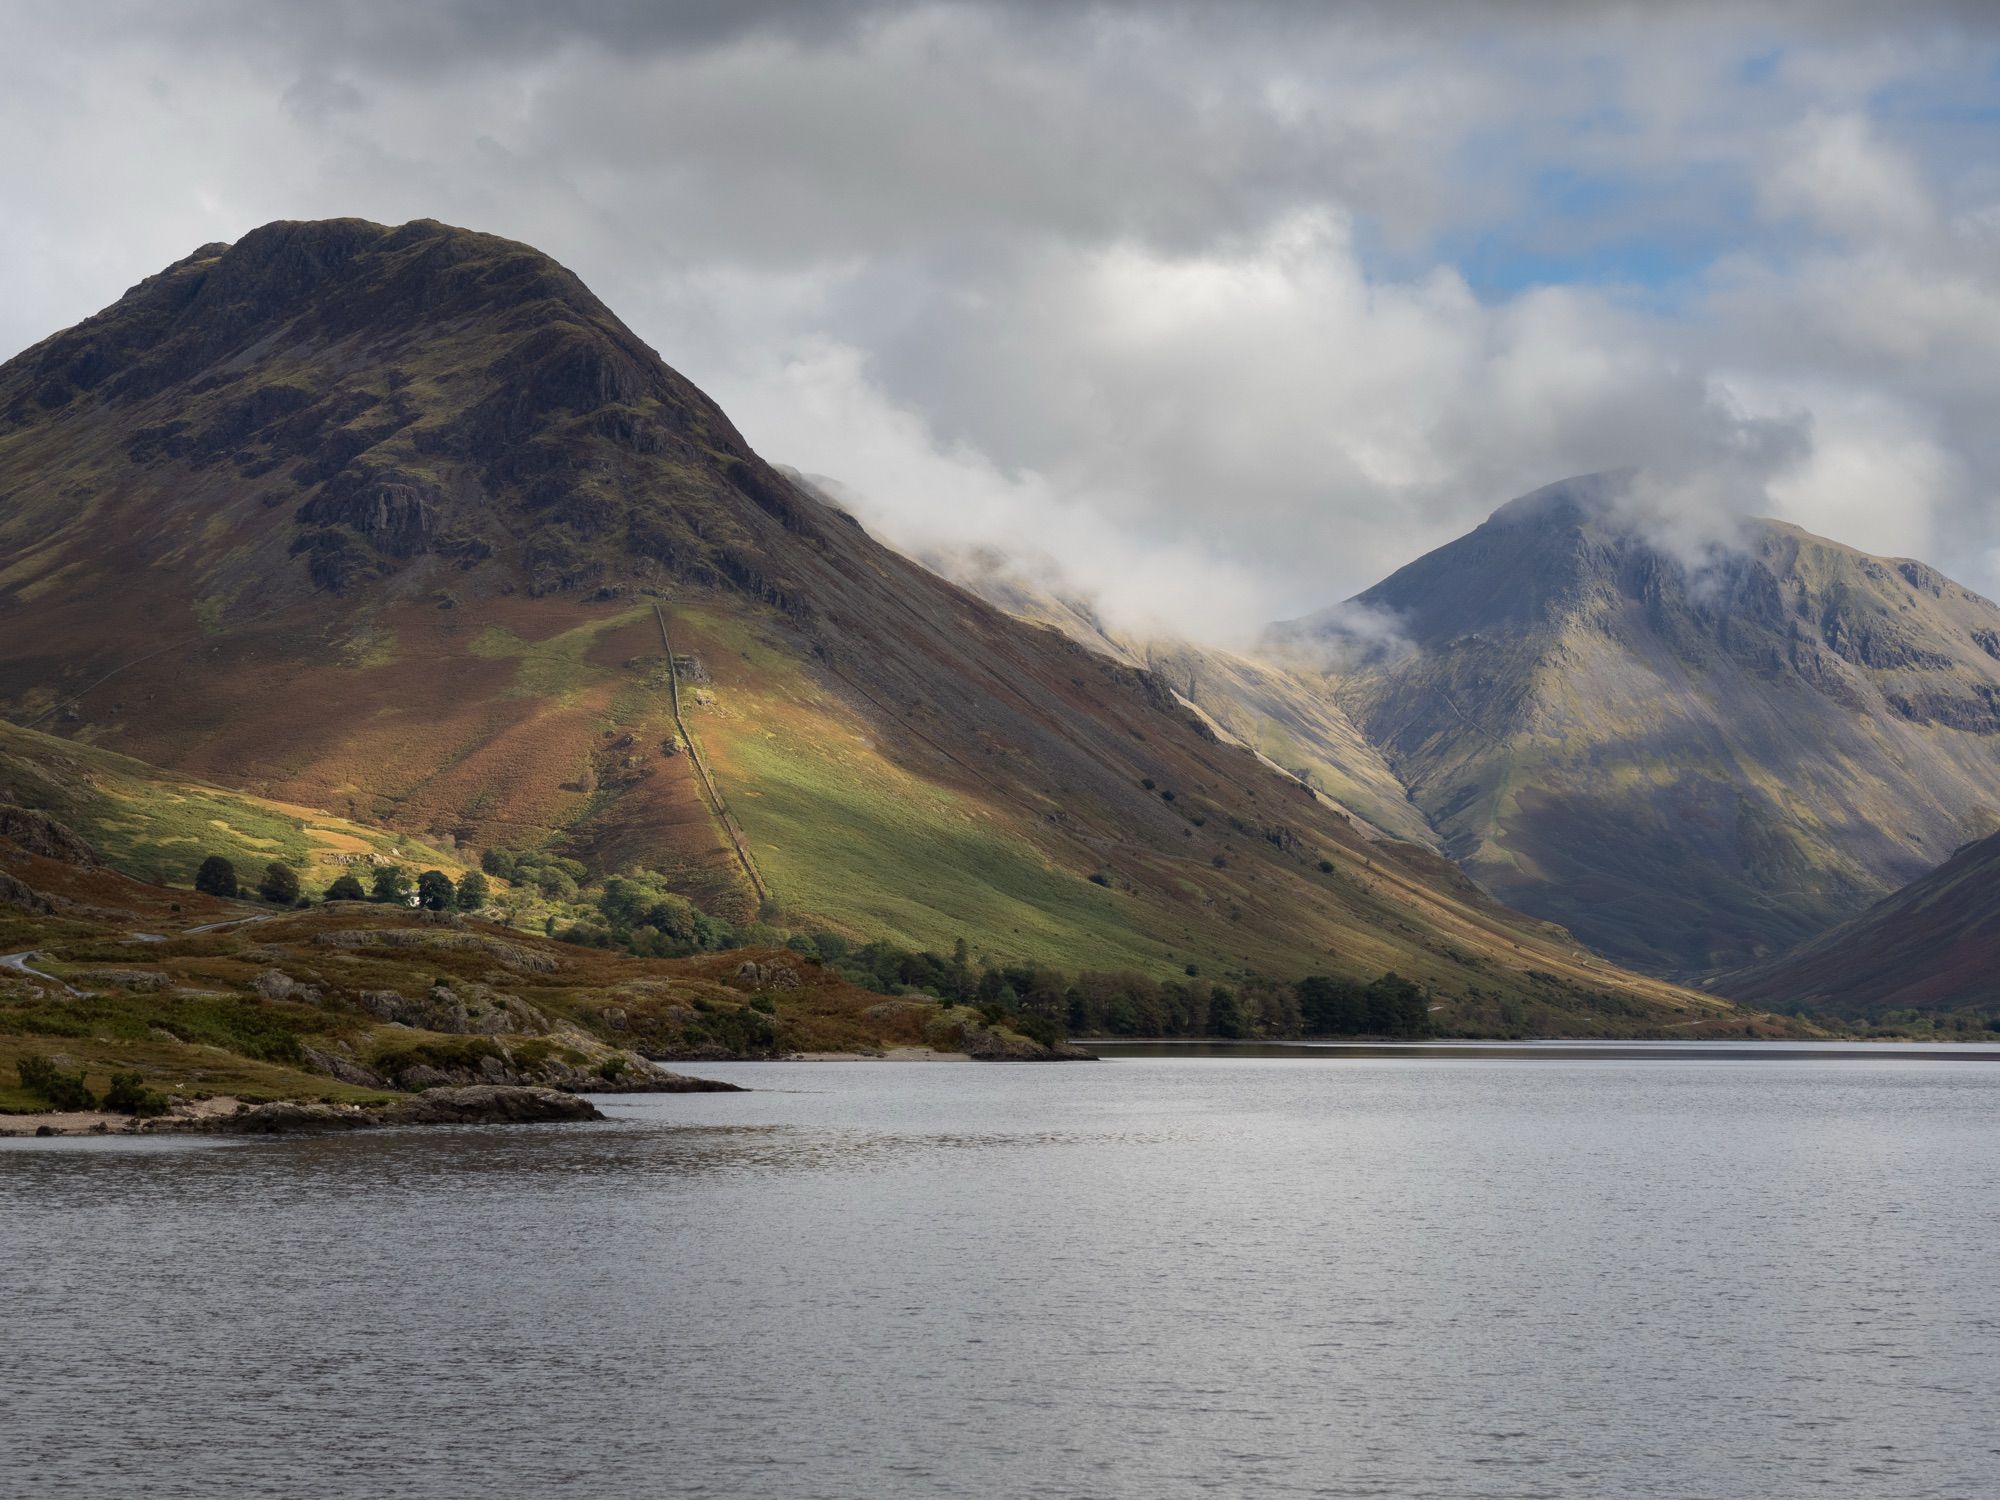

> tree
[370,864,410,903]
[455,869,490,911]
[258,861,301,904]
[1363,973,1430,1037]
[1298,975,1365,1035]
[1208,985,1249,1039]
[416,870,456,911]
[195,855,239,899]
[325,873,367,902]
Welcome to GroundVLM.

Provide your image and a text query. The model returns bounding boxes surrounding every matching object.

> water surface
[6,1054,1998,1497]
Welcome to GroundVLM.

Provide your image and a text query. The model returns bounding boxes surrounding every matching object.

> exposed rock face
[351,984,554,1035]
[0,869,52,913]
[0,807,97,866]
[166,1085,604,1132]
[1289,474,2000,975]
[378,1085,604,1126]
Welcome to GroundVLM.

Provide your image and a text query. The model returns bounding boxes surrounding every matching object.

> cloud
[4,1,2000,633]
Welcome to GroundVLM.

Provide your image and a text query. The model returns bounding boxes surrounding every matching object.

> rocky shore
[3,1071,745,1138]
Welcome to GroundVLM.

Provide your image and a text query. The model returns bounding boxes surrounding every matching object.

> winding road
[0,951,79,995]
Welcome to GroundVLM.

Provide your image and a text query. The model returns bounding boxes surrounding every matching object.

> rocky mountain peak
[0,217,821,608]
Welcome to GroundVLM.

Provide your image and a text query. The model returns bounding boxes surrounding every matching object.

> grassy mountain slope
[0,718,467,887]
[0,218,1726,1024]
[930,546,1439,850]
[1718,830,2000,1021]
[1300,475,2000,976]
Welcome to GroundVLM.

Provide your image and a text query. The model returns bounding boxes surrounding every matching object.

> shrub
[1015,1016,1063,1049]
[325,873,367,901]
[17,1055,95,1110]
[1318,859,1335,874]
[103,1071,169,1117]
[258,861,301,904]
[369,1037,502,1080]
[1087,870,1112,887]
[194,855,238,899]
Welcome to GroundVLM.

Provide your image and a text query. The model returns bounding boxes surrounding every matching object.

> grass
[469,606,650,702]
[718,725,1177,971]
[670,603,1188,972]
[0,720,467,890]
[0,1033,394,1111]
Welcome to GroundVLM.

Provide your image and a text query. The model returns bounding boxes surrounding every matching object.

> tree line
[189,850,1432,1039]
[193,854,489,911]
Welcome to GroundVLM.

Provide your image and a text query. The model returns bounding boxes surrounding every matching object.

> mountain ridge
[1306,472,2000,974]
[1718,827,2000,1022]
[0,217,1729,1029]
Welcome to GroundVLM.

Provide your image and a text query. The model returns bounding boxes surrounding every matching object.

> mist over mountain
[1310,473,2000,975]
[944,465,2000,983]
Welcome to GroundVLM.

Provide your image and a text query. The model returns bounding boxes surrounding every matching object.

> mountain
[921,544,1439,850]
[0,218,1728,1029]
[1291,474,2000,976]
[1718,830,2000,1022]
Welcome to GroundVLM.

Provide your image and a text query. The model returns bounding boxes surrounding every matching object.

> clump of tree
[481,846,588,901]
[324,873,367,901]
[194,855,238,899]
[369,864,411,903]
[570,874,737,957]
[257,861,301,904]
[17,1054,96,1110]
[103,1070,169,1117]
[804,937,1435,1043]
[1296,973,1430,1036]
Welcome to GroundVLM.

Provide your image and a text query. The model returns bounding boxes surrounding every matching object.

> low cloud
[4,2,2000,636]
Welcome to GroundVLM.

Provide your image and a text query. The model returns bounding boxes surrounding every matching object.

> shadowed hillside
[1719,830,2000,1022]
[0,219,1731,1024]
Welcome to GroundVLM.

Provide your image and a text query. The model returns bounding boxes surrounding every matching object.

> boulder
[0,871,52,914]
[379,1085,602,1125]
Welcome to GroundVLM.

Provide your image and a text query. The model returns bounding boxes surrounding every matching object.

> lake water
[6,1049,2000,1498]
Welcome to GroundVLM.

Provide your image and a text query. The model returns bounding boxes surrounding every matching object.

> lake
[6,1048,1999,1498]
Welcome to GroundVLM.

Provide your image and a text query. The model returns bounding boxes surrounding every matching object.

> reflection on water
[6,1055,2000,1499]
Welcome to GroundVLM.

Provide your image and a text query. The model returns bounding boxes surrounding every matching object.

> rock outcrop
[0,806,97,866]
[157,1085,604,1133]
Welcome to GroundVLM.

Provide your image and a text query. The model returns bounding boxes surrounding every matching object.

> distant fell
[1295,473,2000,975]
[1718,829,2000,1022]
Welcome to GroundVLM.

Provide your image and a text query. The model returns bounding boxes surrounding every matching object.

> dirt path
[183,912,275,935]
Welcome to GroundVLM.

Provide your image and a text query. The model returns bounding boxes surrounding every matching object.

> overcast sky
[7,1,2000,640]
